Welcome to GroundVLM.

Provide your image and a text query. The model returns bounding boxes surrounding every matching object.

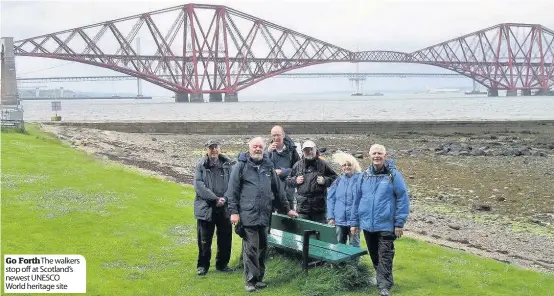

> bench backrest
[270,213,338,244]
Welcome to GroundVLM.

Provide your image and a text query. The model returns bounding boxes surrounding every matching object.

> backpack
[362,165,395,183]
[362,167,398,197]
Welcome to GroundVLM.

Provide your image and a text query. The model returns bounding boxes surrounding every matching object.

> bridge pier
[521,89,532,96]
[1,37,19,106]
[174,92,189,102]
[506,89,518,97]
[190,94,204,103]
[535,88,553,96]
[209,93,223,102]
[487,89,498,97]
[224,92,239,102]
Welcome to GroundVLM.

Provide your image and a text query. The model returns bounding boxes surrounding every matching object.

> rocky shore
[40,122,554,273]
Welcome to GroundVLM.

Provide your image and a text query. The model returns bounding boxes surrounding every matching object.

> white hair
[331,151,362,173]
[369,144,387,154]
[249,136,266,148]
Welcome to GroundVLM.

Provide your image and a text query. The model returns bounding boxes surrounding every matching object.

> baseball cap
[302,140,316,149]
[205,139,220,147]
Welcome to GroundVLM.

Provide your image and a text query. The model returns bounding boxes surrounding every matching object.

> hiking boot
[370,276,377,286]
[196,267,207,276]
[255,282,267,289]
[380,288,390,296]
[216,266,234,273]
[245,284,256,292]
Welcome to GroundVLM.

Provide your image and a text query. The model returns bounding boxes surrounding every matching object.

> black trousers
[363,231,396,290]
[242,226,268,284]
[196,211,232,271]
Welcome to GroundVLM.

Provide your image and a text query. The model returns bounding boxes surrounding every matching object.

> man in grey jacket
[226,137,299,292]
[193,140,235,276]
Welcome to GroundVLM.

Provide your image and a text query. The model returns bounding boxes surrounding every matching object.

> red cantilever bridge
[9,3,554,102]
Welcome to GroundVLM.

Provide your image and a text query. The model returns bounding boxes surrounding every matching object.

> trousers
[363,231,396,290]
[196,211,232,271]
[336,225,360,247]
[242,226,268,284]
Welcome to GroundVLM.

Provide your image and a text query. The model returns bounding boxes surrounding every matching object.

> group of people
[193,125,410,296]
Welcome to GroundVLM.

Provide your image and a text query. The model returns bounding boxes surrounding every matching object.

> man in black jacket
[226,137,299,292]
[193,140,235,276]
[266,125,301,210]
[286,140,338,223]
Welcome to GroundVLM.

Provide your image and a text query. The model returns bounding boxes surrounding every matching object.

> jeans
[335,225,360,247]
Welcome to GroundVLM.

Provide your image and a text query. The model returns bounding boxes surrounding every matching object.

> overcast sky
[2,0,552,96]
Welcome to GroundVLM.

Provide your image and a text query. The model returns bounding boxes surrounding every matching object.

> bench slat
[268,233,353,263]
[268,229,367,261]
[271,213,338,244]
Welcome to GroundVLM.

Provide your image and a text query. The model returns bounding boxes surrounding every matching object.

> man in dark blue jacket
[267,125,301,210]
[193,140,235,276]
[226,137,299,292]
[350,144,410,296]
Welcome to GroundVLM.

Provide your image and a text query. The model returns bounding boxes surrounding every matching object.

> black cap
[205,139,220,148]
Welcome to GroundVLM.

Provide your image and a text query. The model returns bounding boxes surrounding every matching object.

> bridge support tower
[209,93,223,102]
[487,89,498,97]
[521,89,532,96]
[1,37,19,106]
[506,89,517,97]
[190,94,204,103]
[224,93,239,102]
[175,93,189,102]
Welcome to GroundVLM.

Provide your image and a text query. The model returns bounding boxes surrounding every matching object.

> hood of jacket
[283,135,297,151]
[367,158,396,174]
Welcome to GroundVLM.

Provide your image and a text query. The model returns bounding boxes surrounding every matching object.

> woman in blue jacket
[350,144,410,296]
[326,152,362,247]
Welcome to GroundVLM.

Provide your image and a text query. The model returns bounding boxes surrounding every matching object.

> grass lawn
[2,125,554,296]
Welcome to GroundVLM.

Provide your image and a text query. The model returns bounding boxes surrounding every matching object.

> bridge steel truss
[11,4,554,95]
[15,72,465,83]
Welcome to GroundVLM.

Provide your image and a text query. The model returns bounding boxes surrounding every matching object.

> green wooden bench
[267,213,367,272]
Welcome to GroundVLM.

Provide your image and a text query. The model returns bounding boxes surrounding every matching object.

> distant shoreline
[20,96,152,101]
[40,119,554,135]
